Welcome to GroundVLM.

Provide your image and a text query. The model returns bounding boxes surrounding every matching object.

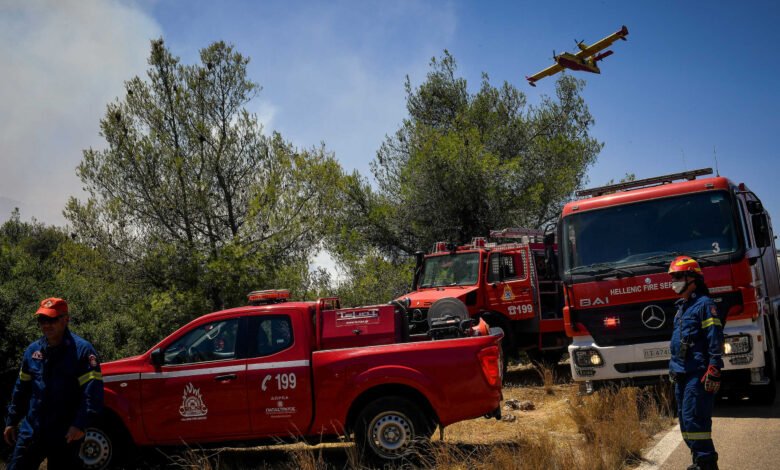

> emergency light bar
[248,289,290,305]
[575,168,713,198]
[490,228,545,240]
[471,237,486,248]
[432,242,448,253]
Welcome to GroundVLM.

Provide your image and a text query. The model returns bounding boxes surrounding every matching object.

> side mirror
[543,231,558,279]
[150,348,164,367]
[412,251,424,291]
[752,214,772,248]
[747,200,764,215]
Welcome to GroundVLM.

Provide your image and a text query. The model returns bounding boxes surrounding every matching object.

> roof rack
[575,168,713,198]
[490,227,545,242]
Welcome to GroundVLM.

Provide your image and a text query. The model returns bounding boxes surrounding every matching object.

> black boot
[686,450,699,470]
[696,453,719,470]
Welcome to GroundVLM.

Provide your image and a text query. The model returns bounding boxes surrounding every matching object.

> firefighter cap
[668,256,702,276]
[35,297,68,317]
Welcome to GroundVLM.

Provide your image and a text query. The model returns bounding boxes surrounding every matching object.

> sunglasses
[37,314,66,325]
[670,274,689,281]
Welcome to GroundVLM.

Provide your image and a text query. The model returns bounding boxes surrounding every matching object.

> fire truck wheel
[751,333,777,406]
[79,415,133,470]
[354,396,434,464]
[527,350,563,368]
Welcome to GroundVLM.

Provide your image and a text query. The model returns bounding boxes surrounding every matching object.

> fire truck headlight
[723,335,751,355]
[574,349,604,368]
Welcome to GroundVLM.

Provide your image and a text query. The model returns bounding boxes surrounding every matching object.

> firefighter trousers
[6,434,84,470]
[675,373,716,458]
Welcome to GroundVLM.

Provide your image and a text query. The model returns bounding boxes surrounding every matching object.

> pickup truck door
[140,317,250,441]
[246,312,313,436]
[486,247,536,319]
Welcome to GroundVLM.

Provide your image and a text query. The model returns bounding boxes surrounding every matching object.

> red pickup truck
[80,292,503,468]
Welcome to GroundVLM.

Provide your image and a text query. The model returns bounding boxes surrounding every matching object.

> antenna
[713,146,720,176]
[681,149,687,171]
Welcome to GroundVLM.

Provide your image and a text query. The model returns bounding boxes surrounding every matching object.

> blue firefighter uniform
[669,291,724,461]
[5,329,103,470]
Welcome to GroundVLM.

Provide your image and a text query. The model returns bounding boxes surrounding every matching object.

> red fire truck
[559,168,779,402]
[81,291,503,469]
[397,229,569,365]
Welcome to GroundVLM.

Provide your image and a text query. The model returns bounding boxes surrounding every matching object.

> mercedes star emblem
[641,305,666,330]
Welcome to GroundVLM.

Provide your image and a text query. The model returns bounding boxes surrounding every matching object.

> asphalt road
[658,387,780,469]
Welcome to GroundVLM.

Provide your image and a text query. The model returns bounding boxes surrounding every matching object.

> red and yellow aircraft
[526,25,628,87]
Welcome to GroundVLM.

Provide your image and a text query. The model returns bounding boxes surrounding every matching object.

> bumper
[568,319,766,382]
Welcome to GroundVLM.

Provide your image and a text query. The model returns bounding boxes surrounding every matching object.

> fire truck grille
[575,291,740,347]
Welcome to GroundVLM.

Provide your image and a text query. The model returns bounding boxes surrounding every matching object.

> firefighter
[3,298,104,470]
[668,257,723,470]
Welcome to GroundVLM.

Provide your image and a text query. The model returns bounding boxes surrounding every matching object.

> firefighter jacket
[5,329,103,439]
[669,292,724,374]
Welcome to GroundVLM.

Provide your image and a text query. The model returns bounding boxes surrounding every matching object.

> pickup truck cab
[81,292,503,468]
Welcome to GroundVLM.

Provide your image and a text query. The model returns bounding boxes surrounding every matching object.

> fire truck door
[486,248,535,319]
[246,313,313,436]
[141,317,250,441]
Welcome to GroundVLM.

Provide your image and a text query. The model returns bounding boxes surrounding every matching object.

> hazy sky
[1,0,779,227]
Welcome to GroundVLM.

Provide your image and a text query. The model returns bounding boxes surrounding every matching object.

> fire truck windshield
[419,252,480,287]
[562,191,740,275]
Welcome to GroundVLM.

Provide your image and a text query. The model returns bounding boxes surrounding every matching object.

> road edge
[635,424,681,470]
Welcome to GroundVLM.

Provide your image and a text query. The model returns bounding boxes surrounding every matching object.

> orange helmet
[668,256,702,276]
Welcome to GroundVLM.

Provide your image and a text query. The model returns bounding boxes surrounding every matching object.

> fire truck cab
[398,229,569,364]
[560,169,779,403]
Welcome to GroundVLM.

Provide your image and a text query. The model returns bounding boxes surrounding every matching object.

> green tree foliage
[336,52,602,260]
[66,39,342,312]
[0,211,133,410]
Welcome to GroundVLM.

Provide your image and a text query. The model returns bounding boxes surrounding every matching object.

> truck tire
[427,297,469,329]
[80,415,133,470]
[527,349,563,368]
[354,396,434,465]
[751,331,777,406]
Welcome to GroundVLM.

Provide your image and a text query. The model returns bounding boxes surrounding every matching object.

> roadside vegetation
[108,363,675,470]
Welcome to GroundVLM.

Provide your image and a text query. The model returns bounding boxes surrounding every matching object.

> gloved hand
[701,365,720,393]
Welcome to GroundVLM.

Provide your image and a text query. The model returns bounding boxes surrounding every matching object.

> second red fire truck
[397,229,569,365]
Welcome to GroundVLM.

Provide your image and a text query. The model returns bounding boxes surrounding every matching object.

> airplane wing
[575,25,629,59]
[526,63,564,86]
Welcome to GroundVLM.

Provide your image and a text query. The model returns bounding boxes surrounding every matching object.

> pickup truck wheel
[80,419,131,470]
[355,397,433,464]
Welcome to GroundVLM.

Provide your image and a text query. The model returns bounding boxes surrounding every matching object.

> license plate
[643,347,670,359]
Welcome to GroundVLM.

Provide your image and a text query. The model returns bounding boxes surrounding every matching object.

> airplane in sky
[526,25,629,87]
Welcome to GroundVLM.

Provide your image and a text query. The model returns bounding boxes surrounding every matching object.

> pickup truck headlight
[573,348,604,368]
[723,335,751,355]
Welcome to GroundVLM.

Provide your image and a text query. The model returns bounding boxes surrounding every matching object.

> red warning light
[248,289,291,305]
[603,316,620,328]
[433,242,447,253]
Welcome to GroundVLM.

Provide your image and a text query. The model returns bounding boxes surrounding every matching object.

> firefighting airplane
[526,25,629,87]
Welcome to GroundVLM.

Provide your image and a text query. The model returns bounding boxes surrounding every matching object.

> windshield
[419,252,480,287]
[562,190,740,274]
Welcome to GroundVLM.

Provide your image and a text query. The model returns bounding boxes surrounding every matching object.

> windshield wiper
[640,251,687,262]
[640,250,714,265]
[568,262,633,277]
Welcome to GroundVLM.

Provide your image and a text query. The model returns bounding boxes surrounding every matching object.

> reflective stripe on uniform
[682,431,712,440]
[701,318,722,328]
[78,370,103,386]
[19,370,31,381]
